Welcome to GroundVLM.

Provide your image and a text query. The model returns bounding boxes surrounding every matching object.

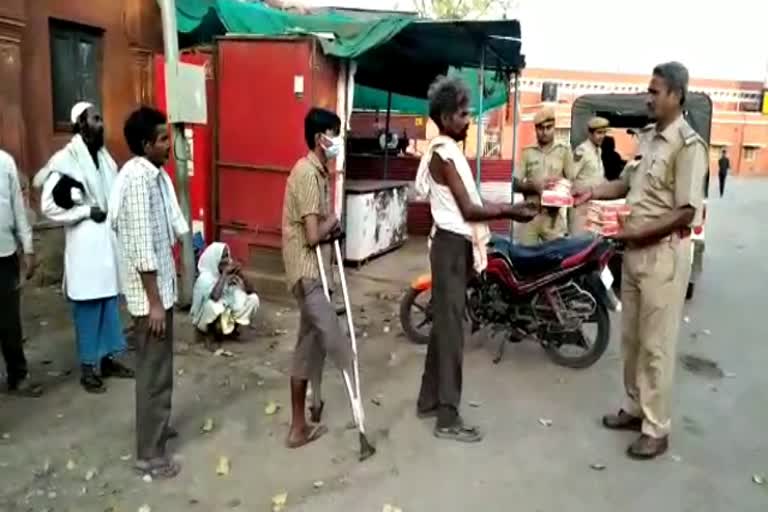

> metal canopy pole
[159,0,195,307]
[475,45,486,187]
[509,71,521,239]
[383,91,392,180]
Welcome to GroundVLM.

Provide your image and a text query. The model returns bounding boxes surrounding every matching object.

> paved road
[296,178,768,512]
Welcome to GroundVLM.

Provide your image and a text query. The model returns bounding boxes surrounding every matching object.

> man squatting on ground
[414,76,538,442]
[36,101,134,394]
[281,107,352,448]
[112,106,189,478]
[573,62,707,459]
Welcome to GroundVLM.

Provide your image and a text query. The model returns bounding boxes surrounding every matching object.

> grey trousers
[134,309,174,461]
[417,229,472,427]
[291,278,352,380]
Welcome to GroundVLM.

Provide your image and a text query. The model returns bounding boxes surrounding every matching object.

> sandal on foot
[417,407,438,419]
[7,379,43,398]
[286,424,328,449]
[134,458,181,480]
[434,424,484,443]
[309,401,325,423]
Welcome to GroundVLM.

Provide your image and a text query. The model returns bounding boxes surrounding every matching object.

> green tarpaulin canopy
[354,68,508,116]
[176,0,524,98]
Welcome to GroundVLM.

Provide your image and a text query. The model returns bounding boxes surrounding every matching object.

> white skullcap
[70,101,94,124]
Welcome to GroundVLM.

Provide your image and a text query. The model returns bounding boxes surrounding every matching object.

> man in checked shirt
[113,107,189,479]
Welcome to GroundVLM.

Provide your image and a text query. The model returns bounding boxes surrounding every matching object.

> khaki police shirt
[281,152,331,289]
[572,139,605,188]
[516,142,574,206]
[620,116,707,230]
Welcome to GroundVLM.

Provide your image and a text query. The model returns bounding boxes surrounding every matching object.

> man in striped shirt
[115,107,186,479]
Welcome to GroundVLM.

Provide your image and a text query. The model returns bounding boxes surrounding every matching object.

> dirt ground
[0,268,419,512]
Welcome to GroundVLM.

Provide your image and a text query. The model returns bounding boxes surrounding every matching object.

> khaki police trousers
[520,209,568,246]
[620,236,691,438]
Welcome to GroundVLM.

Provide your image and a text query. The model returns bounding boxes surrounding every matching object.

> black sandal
[434,424,484,443]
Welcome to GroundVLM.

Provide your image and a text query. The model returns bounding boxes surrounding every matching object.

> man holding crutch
[281,107,353,449]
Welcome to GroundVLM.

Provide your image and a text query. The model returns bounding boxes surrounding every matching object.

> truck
[570,92,712,299]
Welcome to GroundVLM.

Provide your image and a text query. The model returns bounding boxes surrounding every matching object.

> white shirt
[41,172,120,300]
[426,146,473,238]
[0,150,33,257]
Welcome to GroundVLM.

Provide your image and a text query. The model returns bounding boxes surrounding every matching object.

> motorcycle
[399,234,617,369]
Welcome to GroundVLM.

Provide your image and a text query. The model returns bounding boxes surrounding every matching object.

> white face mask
[322,134,343,159]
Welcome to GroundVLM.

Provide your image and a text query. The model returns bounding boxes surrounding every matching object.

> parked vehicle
[400,234,617,369]
[570,92,712,299]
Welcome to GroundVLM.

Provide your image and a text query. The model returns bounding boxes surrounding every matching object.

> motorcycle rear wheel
[542,281,611,369]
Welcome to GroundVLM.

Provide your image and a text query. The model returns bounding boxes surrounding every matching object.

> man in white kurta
[36,102,133,394]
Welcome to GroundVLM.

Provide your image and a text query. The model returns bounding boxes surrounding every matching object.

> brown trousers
[133,309,174,461]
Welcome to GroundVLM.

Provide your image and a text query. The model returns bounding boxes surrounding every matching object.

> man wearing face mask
[35,102,133,394]
[281,107,350,449]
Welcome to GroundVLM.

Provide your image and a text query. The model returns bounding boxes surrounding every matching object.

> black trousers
[0,254,27,386]
[719,172,727,197]
[417,229,472,427]
[134,309,174,461]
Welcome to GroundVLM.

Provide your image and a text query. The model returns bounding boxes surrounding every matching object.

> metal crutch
[315,238,376,461]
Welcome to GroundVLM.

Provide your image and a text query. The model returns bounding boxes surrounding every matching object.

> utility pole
[159,0,195,307]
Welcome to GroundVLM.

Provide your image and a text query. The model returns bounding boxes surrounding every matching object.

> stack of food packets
[540,179,574,208]
[586,200,632,236]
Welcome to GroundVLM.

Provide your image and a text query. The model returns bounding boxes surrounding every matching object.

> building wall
[0,0,162,178]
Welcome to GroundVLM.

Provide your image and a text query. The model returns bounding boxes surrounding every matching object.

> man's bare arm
[587,180,630,201]
[435,155,536,222]
[512,177,543,196]
[140,272,162,309]
[303,213,339,247]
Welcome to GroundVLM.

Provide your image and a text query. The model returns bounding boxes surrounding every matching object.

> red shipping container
[215,37,339,264]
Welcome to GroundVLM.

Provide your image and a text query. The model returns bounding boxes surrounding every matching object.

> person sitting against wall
[190,242,260,350]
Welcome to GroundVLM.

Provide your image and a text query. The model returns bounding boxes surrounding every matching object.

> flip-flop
[134,458,181,480]
[434,424,484,443]
[309,401,325,423]
[286,424,328,449]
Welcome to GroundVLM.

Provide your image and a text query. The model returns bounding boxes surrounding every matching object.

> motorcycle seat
[488,235,598,276]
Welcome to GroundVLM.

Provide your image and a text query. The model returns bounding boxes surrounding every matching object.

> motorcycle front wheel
[542,280,611,369]
[400,286,432,345]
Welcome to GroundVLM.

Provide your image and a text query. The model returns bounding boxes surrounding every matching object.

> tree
[413,0,517,20]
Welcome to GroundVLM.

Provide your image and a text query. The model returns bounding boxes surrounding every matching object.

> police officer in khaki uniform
[573,62,707,459]
[516,108,574,245]
[569,116,609,234]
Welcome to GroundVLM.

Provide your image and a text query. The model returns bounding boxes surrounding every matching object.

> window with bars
[49,19,103,131]
[743,147,758,162]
